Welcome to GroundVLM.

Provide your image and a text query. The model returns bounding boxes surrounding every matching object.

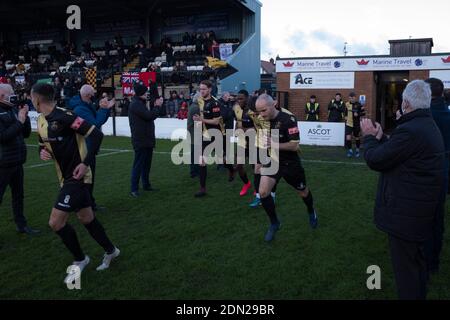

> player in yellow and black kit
[193,80,234,197]
[247,96,279,208]
[255,94,318,242]
[233,90,253,196]
[345,92,365,158]
[32,83,120,285]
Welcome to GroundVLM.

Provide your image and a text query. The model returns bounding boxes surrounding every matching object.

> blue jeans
[130,147,153,192]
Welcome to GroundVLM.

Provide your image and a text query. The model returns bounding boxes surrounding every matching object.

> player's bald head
[256,94,277,120]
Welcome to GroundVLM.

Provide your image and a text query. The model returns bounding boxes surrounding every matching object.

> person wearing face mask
[68,85,114,212]
[128,83,164,197]
[361,80,445,300]
[0,84,40,235]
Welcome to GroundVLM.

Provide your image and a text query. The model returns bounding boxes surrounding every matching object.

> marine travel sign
[276,54,450,72]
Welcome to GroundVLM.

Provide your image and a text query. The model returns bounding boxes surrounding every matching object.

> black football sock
[56,224,85,262]
[238,165,249,184]
[254,174,261,195]
[84,218,115,254]
[345,140,352,150]
[261,195,280,225]
[356,138,361,149]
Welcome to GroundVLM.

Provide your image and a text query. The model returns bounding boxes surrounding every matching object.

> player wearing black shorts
[32,83,120,284]
[193,80,232,197]
[345,92,365,158]
[247,96,278,208]
[255,94,318,242]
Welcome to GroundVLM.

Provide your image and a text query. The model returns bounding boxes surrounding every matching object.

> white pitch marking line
[25,145,367,167]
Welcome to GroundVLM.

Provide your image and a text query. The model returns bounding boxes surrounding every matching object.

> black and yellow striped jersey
[198,96,224,139]
[248,110,270,149]
[37,107,102,187]
[233,104,255,148]
[270,110,300,162]
[345,102,365,128]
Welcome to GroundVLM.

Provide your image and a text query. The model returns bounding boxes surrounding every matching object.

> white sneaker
[64,255,90,284]
[96,248,120,271]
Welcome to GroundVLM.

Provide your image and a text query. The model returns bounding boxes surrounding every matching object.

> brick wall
[276,71,377,121]
[409,70,430,81]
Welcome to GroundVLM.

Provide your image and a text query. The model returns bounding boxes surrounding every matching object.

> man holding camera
[0,84,40,235]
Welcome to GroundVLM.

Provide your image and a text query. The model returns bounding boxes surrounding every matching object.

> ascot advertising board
[290,72,355,89]
[277,55,450,73]
[299,122,345,147]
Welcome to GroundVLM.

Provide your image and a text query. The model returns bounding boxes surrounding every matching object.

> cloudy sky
[260,0,450,60]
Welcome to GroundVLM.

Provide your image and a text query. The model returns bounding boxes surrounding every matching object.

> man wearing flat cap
[128,82,163,197]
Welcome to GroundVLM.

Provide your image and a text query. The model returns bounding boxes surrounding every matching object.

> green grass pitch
[0,133,449,299]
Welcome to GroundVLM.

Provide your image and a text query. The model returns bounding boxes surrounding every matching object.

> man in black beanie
[128,82,163,197]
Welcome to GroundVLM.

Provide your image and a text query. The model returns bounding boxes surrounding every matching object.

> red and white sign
[277,55,450,73]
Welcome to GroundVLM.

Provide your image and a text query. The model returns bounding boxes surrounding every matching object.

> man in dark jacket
[424,78,450,275]
[128,83,163,197]
[0,84,39,235]
[327,93,345,122]
[361,80,445,300]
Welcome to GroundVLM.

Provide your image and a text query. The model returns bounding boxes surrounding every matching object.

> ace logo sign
[294,74,313,85]
[290,72,355,89]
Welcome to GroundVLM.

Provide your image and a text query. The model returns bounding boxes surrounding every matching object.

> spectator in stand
[16,61,26,74]
[145,43,155,64]
[174,61,181,72]
[182,32,192,46]
[166,91,179,118]
[137,36,146,47]
[53,77,63,104]
[23,45,31,63]
[177,102,188,119]
[203,60,212,72]
[117,46,126,66]
[31,45,40,60]
[82,39,92,54]
[105,40,112,57]
[195,34,203,55]
[0,61,6,77]
[179,60,187,72]
[32,58,44,73]
[63,78,75,107]
[137,43,147,68]
[97,56,108,70]
[165,43,174,66]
